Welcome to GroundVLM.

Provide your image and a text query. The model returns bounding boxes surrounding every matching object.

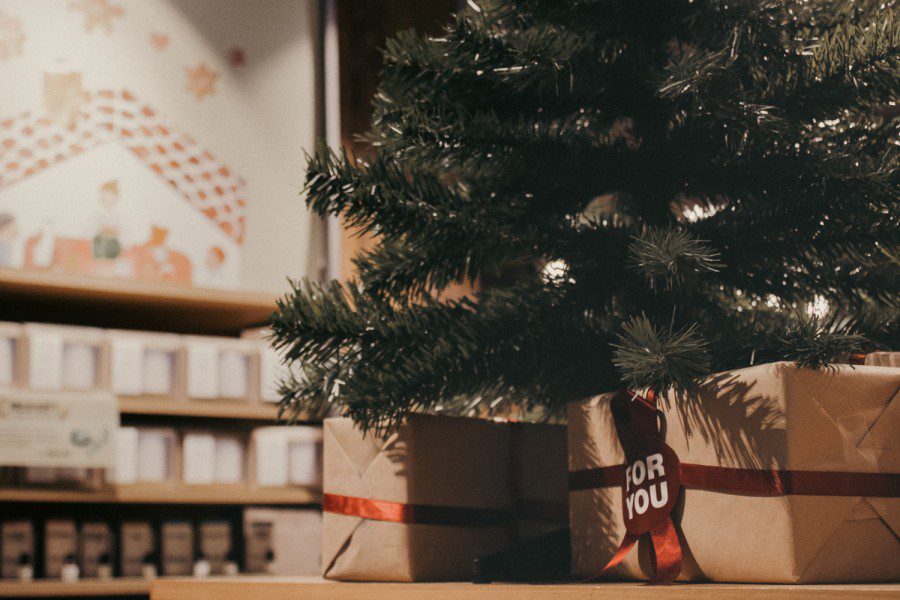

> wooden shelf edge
[0,268,278,335]
[118,396,282,421]
[149,579,900,600]
[0,268,277,309]
[0,484,321,506]
[0,577,150,598]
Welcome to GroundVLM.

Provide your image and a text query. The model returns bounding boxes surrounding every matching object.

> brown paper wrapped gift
[569,362,899,583]
[322,414,567,581]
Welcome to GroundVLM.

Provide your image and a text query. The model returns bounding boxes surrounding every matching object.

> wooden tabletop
[151,577,900,600]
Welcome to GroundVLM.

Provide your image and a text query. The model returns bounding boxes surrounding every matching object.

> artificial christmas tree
[273,0,897,429]
[269,0,899,584]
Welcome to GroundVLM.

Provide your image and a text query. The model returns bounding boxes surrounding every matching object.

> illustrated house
[0,75,246,285]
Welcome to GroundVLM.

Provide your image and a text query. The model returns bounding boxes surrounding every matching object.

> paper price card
[0,390,117,468]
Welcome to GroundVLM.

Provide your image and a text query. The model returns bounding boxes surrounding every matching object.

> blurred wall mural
[0,0,317,291]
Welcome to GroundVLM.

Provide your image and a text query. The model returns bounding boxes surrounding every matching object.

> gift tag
[621,438,681,535]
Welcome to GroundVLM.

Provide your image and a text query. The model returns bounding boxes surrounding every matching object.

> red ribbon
[569,464,900,497]
[322,493,568,526]
[572,389,900,584]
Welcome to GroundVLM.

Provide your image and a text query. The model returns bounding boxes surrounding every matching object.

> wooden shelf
[0,483,320,506]
[0,577,150,598]
[0,268,277,335]
[150,578,900,600]
[118,396,281,422]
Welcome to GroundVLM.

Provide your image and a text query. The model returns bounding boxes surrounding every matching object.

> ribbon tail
[580,533,638,582]
[648,517,682,584]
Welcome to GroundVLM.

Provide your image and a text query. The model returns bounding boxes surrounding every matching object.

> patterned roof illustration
[0,89,246,243]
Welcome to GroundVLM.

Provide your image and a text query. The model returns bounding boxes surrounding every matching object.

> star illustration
[186,62,219,100]
[150,32,169,51]
[69,0,124,35]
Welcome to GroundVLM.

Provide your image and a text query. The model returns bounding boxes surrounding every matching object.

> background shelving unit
[0,272,319,599]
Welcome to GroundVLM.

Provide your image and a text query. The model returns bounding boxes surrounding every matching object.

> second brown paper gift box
[322,414,567,581]
[569,361,899,583]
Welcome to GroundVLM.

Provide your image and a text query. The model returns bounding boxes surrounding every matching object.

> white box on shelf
[62,342,98,390]
[24,325,63,391]
[109,330,182,396]
[185,338,220,399]
[214,434,245,484]
[109,335,144,396]
[287,426,323,486]
[113,426,139,485]
[0,322,21,387]
[24,324,108,392]
[219,338,259,400]
[244,508,322,575]
[253,428,289,487]
[144,347,178,395]
[259,344,287,403]
[136,428,176,483]
[183,431,216,484]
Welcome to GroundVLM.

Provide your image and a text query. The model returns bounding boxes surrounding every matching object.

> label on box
[186,342,219,399]
[244,520,273,573]
[111,338,144,395]
[0,390,116,468]
[28,332,63,391]
[1,521,33,579]
[199,521,231,573]
[161,522,194,576]
[79,522,112,577]
[120,522,154,577]
[45,520,78,578]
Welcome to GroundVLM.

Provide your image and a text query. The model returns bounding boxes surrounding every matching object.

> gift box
[322,414,567,581]
[569,362,899,583]
[863,352,900,367]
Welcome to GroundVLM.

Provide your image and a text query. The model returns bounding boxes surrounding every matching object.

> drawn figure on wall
[92,180,122,260]
[195,245,227,288]
[0,213,19,267]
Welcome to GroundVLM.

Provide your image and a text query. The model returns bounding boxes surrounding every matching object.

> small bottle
[61,554,80,583]
[141,552,158,580]
[192,549,211,578]
[17,553,33,582]
[96,552,113,580]
[223,550,239,577]
[264,549,276,575]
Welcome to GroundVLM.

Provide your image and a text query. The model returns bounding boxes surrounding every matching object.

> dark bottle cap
[17,553,30,566]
